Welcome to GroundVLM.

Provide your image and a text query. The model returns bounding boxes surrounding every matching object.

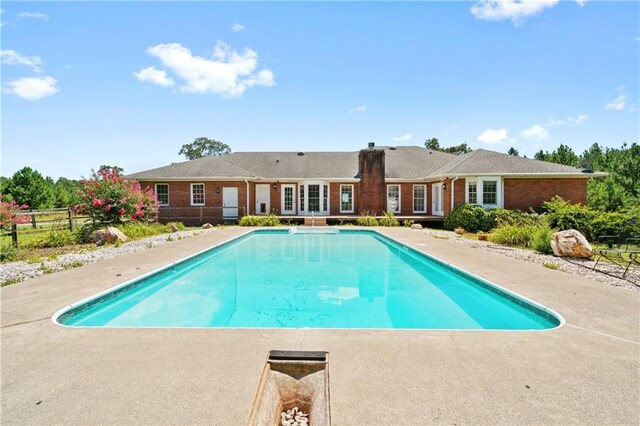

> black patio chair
[593,218,640,278]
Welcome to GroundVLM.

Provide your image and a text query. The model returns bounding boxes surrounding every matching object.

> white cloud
[140,41,274,97]
[1,49,42,72]
[470,0,559,23]
[568,114,589,126]
[521,124,549,140]
[575,0,587,7]
[545,118,565,127]
[349,105,367,114]
[18,12,49,20]
[231,23,245,32]
[392,133,413,142]
[5,76,59,100]
[606,86,627,111]
[477,128,508,144]
[134,66,175,87]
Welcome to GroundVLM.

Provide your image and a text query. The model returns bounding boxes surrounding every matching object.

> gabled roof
[426,149,602,177]
[128,146,603,181]
[222,151,358,179]
[127,155,255,180]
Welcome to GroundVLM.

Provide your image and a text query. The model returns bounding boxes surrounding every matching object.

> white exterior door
[432,183,444,216]
[298,181,329,216]
[222,187,239,219]
[255,184,270,215]
[281,184,296,215]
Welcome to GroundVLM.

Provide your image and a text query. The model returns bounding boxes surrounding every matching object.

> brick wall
[504,178,587,211]
[141,181,248,225]
[329,182,359,215]
[358,149,386,214]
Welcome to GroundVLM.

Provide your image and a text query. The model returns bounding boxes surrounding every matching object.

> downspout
[450,176,460,212]
[244,178,250,216]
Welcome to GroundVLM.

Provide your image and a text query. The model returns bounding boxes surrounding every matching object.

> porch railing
[157,206,245,225]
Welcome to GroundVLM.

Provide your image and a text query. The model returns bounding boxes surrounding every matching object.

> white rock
[550,229,594,258]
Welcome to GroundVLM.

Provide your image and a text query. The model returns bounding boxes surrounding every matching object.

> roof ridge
[219,155,258,177]
[441,149,478,171]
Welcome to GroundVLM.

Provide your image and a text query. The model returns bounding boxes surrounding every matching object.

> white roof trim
[425,172,607,180]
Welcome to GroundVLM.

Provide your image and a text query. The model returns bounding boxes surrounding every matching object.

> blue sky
[1,1,638,179]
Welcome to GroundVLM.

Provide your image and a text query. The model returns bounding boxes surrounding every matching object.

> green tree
[99,165,124,175]
[534,144,580,167]
[424,138,472,155]
[179,137,231,160]
[424,138,441,151]
[582,142,640,211]
[3,167,56,209]
[507,147,519,156]
[54,177,82,208]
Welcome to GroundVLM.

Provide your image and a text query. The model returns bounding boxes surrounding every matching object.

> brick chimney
[358,143,386,214]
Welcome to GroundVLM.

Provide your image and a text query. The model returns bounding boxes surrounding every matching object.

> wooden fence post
[31,214,37,229]
[11,224,18,246]
[68,209,75,231]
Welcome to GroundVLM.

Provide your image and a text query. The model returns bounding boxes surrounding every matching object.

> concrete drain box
[248,350,331,426]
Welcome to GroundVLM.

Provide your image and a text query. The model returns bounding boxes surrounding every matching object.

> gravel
[0,230,209,285]
[421,228,639,291]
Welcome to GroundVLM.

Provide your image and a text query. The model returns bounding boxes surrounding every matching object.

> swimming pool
[54,229,563,330]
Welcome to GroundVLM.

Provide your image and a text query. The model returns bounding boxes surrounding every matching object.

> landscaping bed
[0,229,209,286]
[421,228,639,290]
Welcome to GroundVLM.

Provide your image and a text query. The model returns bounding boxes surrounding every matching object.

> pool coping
[51,227,565,332]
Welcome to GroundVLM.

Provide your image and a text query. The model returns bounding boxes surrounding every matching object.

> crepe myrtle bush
[0,194,30,229]
[75,167,158,226]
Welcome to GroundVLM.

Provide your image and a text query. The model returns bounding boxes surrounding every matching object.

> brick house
[128,143,604,224]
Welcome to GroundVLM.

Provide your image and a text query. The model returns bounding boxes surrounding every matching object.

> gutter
[450,176,459,211]
[244,178,250,216]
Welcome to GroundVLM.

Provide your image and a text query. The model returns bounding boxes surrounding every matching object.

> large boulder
[550,229,593,258]
[411,223,423,230]
[91,227,129,246]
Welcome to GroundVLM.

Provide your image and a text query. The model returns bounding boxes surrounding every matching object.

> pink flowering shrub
[75,167,158,225]
[0,194,30,229]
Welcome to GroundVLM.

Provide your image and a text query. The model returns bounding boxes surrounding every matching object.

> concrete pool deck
[1,227,638,425]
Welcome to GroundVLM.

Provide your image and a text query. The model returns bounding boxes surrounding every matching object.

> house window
[483,180,497,205]
[387,185,400,213]
[155,184,169,206]
[466,177,502,208]
[413,185,426,213]
[340,185,354,213]
[300,185,305,212]
[468,182,477,204]
[308,184,320,212]
[323,185,328,212]
[190,183,205,206]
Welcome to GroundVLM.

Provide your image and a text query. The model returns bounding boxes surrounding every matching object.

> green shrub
[487,208,547,227]
[118,222,168,240]
[489,224,538,247]
[238,214,281,227]
[0,244,18,262]
[378,211,400,227]
[356,215,378,226]
[28,229,80,248]
[542,196,593,238]
[588,212,633,240]
[403,219,415,227]
[444,203,493,233]
[238,215,260,226]
[531,226,555,254]
[259,214,281,226]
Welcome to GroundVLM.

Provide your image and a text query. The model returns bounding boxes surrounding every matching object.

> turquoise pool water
[56,230,561,329]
